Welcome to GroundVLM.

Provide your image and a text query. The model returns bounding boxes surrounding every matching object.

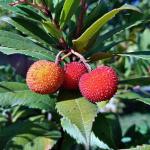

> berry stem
[61,51,72,61]
[70,49,91,72]
[55,50,65,64]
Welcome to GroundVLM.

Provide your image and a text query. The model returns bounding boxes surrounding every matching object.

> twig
[75,0,88,38]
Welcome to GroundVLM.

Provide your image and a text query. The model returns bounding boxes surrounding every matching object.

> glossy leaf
[73,4,141,53]
[60,0,80,28]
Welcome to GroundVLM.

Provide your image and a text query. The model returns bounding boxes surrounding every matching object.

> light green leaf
[0,82,56,111]
[97,101,109,109]
[90,132,110,149]
[73,4,141,53]
[6,135,56,150]
[42,21,62,39]
[56,97,98,146]
[61,118,109,149]
[140,29,150,51]
[61,117,86,144]
[60,0,80,28]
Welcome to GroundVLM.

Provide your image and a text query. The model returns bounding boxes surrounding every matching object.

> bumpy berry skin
[62,62,88,90]
[26,60,64,94]
[79,66,118,102]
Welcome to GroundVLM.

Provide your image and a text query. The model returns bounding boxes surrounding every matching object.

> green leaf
[60,0,80,28]
[0,30,55,60]
[86,40,123,59]
[0,0,27,16]
[117,51,150,60]
[97,20,144,45]
[42,21,62,39]
[128,145,150,150]
[119,77,150,86]
[6,135,56,150]
[92,113,122,149]
[4,16,57,47]
[61,117,86,144]
[73,4,141,53]
[56,97,98,146]
[0,47,54,61]
[0,82,56,111]
[117,91,150,106]
[140,28,150,51]
[90,132,110,150]
[97,101,109,109]
[61,118,109,149]
[83,1,108,30]
[17,5,45,22]
[0,120,61,150]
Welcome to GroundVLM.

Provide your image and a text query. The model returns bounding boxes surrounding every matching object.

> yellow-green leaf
[73,4,141,53]
[59,0,80,28]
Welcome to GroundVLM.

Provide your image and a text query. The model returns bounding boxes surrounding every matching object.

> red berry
[79,66,118,102]
[62,62,88,90]
[26,60,64,94]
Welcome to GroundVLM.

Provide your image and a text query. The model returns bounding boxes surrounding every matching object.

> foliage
[0,0,149,149]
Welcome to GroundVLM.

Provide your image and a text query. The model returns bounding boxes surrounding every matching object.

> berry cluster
[26,51,118,102]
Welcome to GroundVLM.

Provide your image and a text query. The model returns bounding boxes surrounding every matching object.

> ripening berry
[26,60,64,94]
[62,62,88,90]
[79,66,118,102]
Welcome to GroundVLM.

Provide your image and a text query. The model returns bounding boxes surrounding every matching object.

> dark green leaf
[0,82,56,111]
[92,113,122,149]
[6,16,57,47]
[117,91,150,106]
[119,77,150,86]
[0,120,60,150]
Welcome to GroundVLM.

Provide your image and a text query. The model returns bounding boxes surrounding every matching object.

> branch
[75,0,88,38]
